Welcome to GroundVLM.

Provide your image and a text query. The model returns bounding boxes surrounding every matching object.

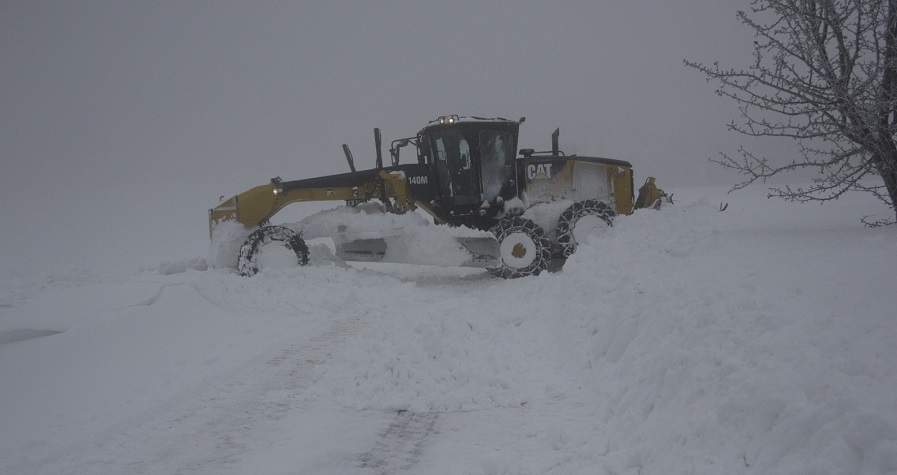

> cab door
[430,128,480,206]
[478,129,516,202]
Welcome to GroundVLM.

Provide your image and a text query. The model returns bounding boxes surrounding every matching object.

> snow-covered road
[2,186,896,474]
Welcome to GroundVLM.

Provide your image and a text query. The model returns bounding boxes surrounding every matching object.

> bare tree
[686,0,897,224]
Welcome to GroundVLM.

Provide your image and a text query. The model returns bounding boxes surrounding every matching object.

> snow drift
[1,185,895,474]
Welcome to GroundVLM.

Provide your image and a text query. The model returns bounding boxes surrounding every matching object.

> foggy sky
[1,1,785,273]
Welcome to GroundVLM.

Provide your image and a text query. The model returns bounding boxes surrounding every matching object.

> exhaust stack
[552,128,560,155]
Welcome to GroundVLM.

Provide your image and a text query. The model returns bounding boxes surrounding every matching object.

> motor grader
[209,115,667,278]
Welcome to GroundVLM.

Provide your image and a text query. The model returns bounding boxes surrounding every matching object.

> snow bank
[2,186,896,474]
[207,220,253,270]
[557,200,897,473]
[308,193,897,473]
[208,203,497,271]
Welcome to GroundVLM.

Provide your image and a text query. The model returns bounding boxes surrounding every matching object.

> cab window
[479,130,515,201]
[431,129,479,205]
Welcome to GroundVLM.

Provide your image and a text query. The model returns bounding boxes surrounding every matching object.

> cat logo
[408,176,428,185]
[526,163,553,180]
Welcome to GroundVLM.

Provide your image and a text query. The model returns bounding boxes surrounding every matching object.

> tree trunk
[881,155,897,221]
[881,1,897,221]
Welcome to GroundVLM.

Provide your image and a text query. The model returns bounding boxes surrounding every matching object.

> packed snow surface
[1,185,896,474]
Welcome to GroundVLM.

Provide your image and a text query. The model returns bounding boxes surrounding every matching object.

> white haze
[2,0,792,274]
[2,4,896,473]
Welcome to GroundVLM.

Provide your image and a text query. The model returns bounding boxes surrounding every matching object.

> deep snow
[1,185,896,474]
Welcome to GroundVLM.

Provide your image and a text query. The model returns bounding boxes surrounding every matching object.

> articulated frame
[209,170,415,237]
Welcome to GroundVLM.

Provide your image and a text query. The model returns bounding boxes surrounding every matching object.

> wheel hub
[499,231,538,270]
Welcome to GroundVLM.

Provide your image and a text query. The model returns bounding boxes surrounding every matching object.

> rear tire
[238,225,310,276]
[556,200,615,257]
[488,217,551,279]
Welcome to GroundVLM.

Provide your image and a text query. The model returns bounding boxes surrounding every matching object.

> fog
[1,1,790,273]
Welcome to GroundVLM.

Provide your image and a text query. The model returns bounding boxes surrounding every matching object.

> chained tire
[238,225,310,276]
[488,216,551,279]
[555,199,615,258]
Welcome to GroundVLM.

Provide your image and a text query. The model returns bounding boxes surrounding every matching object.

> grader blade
[334,238,388,262]
[455,237,501,267]
[334,235,500,268]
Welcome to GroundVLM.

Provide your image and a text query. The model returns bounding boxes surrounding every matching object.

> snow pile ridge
[308,195,897,473]
[2,187,896,474]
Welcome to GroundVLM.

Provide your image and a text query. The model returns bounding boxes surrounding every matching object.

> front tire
[488,217,551,279]
[238,225,310,276]
[555,199,615,257]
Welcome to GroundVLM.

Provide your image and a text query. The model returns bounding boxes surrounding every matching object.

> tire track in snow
[174,312,369,473]
[176,316,369,474]
[358,410,439,475]
[41,309,369,474]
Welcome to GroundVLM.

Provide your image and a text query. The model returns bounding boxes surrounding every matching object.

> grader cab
[209,115,668,278]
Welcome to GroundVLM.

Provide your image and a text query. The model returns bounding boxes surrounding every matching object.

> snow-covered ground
[1,185,896,474]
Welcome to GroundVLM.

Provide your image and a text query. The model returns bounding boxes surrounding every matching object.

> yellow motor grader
[209,115,667,278]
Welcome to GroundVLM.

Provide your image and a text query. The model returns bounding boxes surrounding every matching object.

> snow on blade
[297,203,494,267]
